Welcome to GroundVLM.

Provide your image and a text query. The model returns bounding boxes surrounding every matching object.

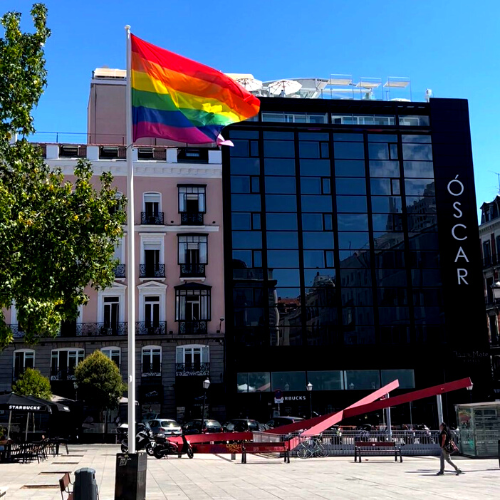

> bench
[242,443,290,464]
[59,473,73,500]
[354,441,402,463]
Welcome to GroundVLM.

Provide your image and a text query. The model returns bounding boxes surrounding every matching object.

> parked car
[223,419,260,432]
[148,419,182,436]
[182,419,223,435]
[265,416,303,429]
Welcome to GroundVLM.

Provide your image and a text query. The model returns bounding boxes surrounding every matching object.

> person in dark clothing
[437,422,462,475]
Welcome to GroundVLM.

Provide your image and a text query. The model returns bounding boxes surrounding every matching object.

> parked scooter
[154,432,194,459]
[119,423,155,456]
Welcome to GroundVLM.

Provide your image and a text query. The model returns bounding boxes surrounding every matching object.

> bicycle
[296,436,327,459]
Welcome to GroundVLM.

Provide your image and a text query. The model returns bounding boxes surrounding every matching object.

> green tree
[74,350,125,412]
[12,367,52,399]
[0,4,126,347]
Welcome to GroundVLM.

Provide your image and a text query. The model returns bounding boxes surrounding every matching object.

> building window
[178,185,206,225]
[113,237,126,278]
[178,235,207,277]
[237,372,271,393]
[483,240,492,265]
[13,349,35,379]
[51,349,84,380]
[142,192,164,225]
[140,239,165,278]
[103,296,120,334]
[137,295,166,334]
[101,347,121,367]
[175,284,211,334]
[175,345,209,375]
[142,346,162,377]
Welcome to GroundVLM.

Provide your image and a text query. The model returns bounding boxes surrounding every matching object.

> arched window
[141,346,162,377]
[13,349,35,379]
[175,344,209,376]
[101,346,121,368]
[51,348,84,381]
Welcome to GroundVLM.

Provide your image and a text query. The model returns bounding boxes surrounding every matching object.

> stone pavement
[0,444,499,499]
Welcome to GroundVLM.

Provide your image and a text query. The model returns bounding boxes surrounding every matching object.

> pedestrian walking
[437,422,462,475]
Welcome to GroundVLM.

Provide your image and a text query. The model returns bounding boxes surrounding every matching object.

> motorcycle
[120,423,155,456]
[154,433,194,459]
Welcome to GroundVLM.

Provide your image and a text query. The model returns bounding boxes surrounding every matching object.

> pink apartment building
[0,68,226,426]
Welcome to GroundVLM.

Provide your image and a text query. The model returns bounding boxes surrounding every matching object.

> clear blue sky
[5,0,500,214]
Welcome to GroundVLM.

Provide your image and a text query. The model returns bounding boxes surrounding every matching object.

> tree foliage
[0,4,126,347]
[12,367,52,400]
[74,350,125,411]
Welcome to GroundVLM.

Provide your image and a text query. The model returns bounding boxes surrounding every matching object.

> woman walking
[437,422,462,475]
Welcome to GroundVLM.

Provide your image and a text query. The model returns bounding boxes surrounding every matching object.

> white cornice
[479,218,500,236]
[137,226,220,233]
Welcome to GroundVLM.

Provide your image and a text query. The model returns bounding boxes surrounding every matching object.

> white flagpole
[125,24,136,454]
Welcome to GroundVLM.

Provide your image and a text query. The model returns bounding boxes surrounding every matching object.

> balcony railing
[50,368,77,381]
[142,364,162,377]
[179,320,208,334]
[180,264,206,278]
[136,321,167,335]
[175,363,210,377]
[58,322,128,337]
[114,264,126,278]
[140,212,164,225]
[181,212,204,225]
[483,254,500,268]
[139,264,165,278]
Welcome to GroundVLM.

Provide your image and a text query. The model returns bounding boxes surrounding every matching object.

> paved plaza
[0,444,499,500]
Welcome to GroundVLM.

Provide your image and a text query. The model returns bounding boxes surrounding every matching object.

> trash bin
[74,468,98,500]
[115,452,147,500]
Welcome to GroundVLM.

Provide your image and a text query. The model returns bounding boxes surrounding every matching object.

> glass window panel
[373,249,406,267]
[369,161,400,177]
[321,142,330,158]
[231,140,249,157]
[267,232,299,249]
[390,144,398,160]
[408,232,440,250]
[399,115,430,126]
[339,251,371,268]
[334,142,365,159]
[305,307,338,326]
[371,196,402,213]
[248,372,271,392]
[406,196,436,213]
[301,177,322,194]
[231,194,261,211]
[340,268,372,287]
[269,288,301,304]
[265,176,296,194]
[237,373,249,392]
[270,269,301,287]
[254,250,262,267]
[233,287,265,307]
[374,268,407,287]
[368,143,389,160]
[403,144,433,161]
[232,231,262,249]
[303,269,336,288]
[267,250,299,268]
[302,214,323,231]
[411,269,442,286]
[232,250,252,268]
[403,161,434,178]
[234,307,266,327]
[381,369,415,389]
[231,176,250,193]
[412,288,443,307]
[368,134,397,143]
[266,195,297,212]
[230,130,259,139]
[345,370,380,390]
[299,132,329,141]
[264,159,296,176]
[370,179,391,195]
[378,306,410,324]
[338,232,370,250]
[402,135,431,143]
[252,213,261,229]
[303,232,334,249]
[336,178,366,195]
[335,160,366,177]
[409,251,440,268]
[341,287,373,306]
[407,215,438,232]
[324,214,333,230]
[377,288,408,306]
[231,158,260,175]
[337,214,368,231]
[299,142,320,158]
[264,131,294,140]
[303,250,326,268]
[392,179,401,195]
[325,250,334,267]
[232,213,251,230]
[264,140,295,158]
[250,141,259,157]
[322,178,331,194]
[336,196,367,213]
[404,179,435,196]
[251,177,260,193]
[300,159,331,176]
[344,326,376,345]
[344,307,375,325]
[334,133,363,142]
[267,213,298,230]
[307,371,343,390]
[271,371,307,392]
[301,195,332,212]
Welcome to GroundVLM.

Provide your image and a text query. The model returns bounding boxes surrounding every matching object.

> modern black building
[222,95,490,426]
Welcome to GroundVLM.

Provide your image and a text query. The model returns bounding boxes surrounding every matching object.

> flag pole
[125,24,136,454]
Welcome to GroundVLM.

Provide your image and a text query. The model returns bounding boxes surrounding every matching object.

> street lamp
[201,378,210,431]
[306,382,313,419]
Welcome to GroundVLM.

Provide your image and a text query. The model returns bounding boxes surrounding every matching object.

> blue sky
[5,0,500,214]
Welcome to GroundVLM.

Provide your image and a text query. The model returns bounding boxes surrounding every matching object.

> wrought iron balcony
[175,363,210,377]
[181,212,204,225]
[141,212,164,225]
[180,263,206,278]
[142,364,162,377]
[114,264,126,278]
[136,321,167,335]
[8,324,25,338]
[139,264,165,278]
[58,322,128,337]
[179,320,208,334]
[50,368,77,381]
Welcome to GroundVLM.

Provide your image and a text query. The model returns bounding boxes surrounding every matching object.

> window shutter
[202,346,209,363]
[176,347,183,364]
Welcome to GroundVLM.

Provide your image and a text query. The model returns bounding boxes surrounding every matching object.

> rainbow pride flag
[131,35,260,144]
